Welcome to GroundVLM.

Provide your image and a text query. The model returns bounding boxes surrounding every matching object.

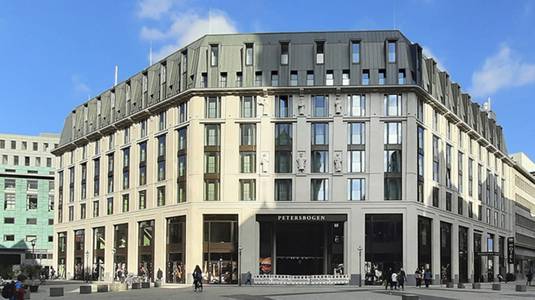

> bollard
[80,285,92,294]
[457,283,465,289]
[472,283,481,289]
[49,287,64,297]
[141,282,150,288]
[97,284,109,292]
[492,283,501,291]
[516,285,527,292]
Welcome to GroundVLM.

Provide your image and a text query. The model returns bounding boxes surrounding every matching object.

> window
[311,150,328,173]
[204,152,220,174]
[417,126,425,177]
[433,110,439,131]
[269,71,279,86]
[47,157,52,167]
[255,71,262,86]
[140,119,147,138]
[107,154,114,193]
[326,70,334,86]
[24,156,30,166]
[139,190,147,209]
[11,140,16,149]
[384,95,401,116]
[108,134,114,150]
[94,158,100,196]
[347,95,365,116]
[210,44,218,67]
[311,179,328,201]
[384,150,402,173]
[124,128,130,144]
[362,70,369,85]
[48,195,54,211]
[80,203,86,219]
[240,124,256,146]
[276,96,291,117]
[236,72,243,87]
[107,197,113,215]
[2,155,7,164]
[384,177,401,200]
[446,144,452,188]
[139,142,147,186]
[205,124,220,146]
[157,135,166,181]
[458,197,464,215]
[290,71,298,86]
[13,156,18,166]
[351,41,360,63]
[306,71,314,86]
[245,43,253,66]
[4,217,15,224]
[342,70,350,86]
[122,148,130,189]
[93,200,99,217]
[157,186,165,206]
[388,41,396,63]
[348,123,365,145]
[275,179,292,201]
[240,179,256,201]
[4,235,14,241]
[433,136,440,182]
[205,97,220,118]
[458,152,464,194]
[316,41,325,64]
[280,42,289,65]
[27,180,38,190]
[348,150,365,173]
[347,178,365,200]
[27,195,38,210]
[432,187,439,207]
[446,192,452,211]
[219,72,227,88]
[468,158,474,197]
[311,123,328,145]
[48,236,53,242]
[468,202,473,218]
[417,98,424,121]
[68,206,74,221]
[398,69,406,84]
[81,163,87,199]
[240,96,256,118]
[312,95,328,117]
[0,140,4,149]
[384,122,402,144]
[378,69,386,85]
[240,152,256,173]
[204,180,220,201]
[5,179,16,189]
[275,123,292,173]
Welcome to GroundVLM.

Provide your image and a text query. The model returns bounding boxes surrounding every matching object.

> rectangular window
[311,179,329,201]
[157,186,165,206]
[316,41,324,64]
[139,190,146,209]
[255,71,262,86]
[432,187,439,207]
[458,197,464,215]
[306,71,314,86]
[124,127,130,144]
[384,150,402,173]
[378,69,386,85]
[468,158,474,197]
[240,124,256,146]
[240,152,256,173]
[433,136,440,182]
[210,44,218,67]
[348,150,365,173]
[348,95,365,116]
[325,70,334,86]
[388,41,396,63]
[312,123,328,145]
[5,179,16,189]
[204,180,220,201]
[384,177,402,200]
[275,123,292,173]
[121,194,129,212]
[342,70,350,86]
[348,178,365,200]
[446,192,452,211]
[276,95,291,118]
[205,124,220,146]
[468,201,473,218]
[446,144,452,188]
[362,70,369,85]
[107,197,113,215]
[236,71,243,87]
[312,95,328,117]
[27,180,38,190]
[26,218,37,225]
[140,119,147,138]
[311,151,328,173]
[351,41,360,63]
[348,123,365,145]
[93,200,99,217]
[158,111,166,131]
[157,135,166,181]
[205,97,221,118]
[398,69,406,84]
[239,179,256,201]
[417,126,425,177]
[27,195,38,210]
[275,179,292,201]
[245,43,253,66]
[280,42,289,65]
[290,71,298,86]
[458,152,464,194]
[384,122,402,145]
[384,95,401,116]
[80,203,86,219]
[240,96,257,118]
[204,152,220,174]
[4,217,15,224]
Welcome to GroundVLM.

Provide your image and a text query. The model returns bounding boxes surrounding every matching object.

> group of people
[382,267,407,290]
[1,276,25,300]
[414,267,433,288]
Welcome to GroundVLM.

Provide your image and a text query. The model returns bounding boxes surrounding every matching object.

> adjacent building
[0,133,59,270]
[510,152,535,279]
[52,31,514,285]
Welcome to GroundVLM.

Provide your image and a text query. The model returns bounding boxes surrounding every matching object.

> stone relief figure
[335,97,343,115]
[260,152,269,173]
[257,97,266,116]
[298,97,305,115]
[334,151,343,172]
[297,151,307,173]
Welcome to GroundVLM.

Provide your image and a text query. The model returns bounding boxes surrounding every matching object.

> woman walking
[193,265,203,292]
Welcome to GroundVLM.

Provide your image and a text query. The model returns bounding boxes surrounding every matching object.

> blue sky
[1,0,534,158]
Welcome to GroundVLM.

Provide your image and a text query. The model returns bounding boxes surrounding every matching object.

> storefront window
[74,229,85,280]
[203,215,238,284]
[114,224,128,281]
[57,232,67,279]
[418,216,432,273]
[138,220,155,282]
[166,216,186,283]
[440,222,452,283]
[459,226,469,283]
[93,227,105,281]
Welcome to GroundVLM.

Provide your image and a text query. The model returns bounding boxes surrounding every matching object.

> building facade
[0,133,59,271]
[52,31,514,285]
[510,152,535,279]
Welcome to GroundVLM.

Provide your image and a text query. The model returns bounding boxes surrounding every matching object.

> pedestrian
[14,275,25,300]
[245,271,252,285]
[415,267,422,287]
[383,268,391,290]
[424,269,432,288]
[156,268,163,282]
[391,271,398,290]
[527,269,533,286]
[398,268,406,291]
[193,265,203,292]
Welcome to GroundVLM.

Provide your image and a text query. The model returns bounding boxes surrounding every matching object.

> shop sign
[507,237,515,264]
[475,251,500,256]
[256,214,347,222]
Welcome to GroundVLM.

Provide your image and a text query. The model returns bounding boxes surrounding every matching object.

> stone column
[451,224,459,284]
[432,217,441,284]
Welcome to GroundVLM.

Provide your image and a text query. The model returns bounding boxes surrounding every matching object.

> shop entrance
[257,214,346,276]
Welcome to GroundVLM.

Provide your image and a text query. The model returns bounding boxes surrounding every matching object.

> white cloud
[71,75,90,95]
[422,46,446,71]
[137,0,178,20]
[470,44,535,97]
[139,9,237,61]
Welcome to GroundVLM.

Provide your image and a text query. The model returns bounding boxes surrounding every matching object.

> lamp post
[238,246,243,286]
[357,245,363,287]
[219,258,223,284]
[85,250,89,283]
[31,239,36,263]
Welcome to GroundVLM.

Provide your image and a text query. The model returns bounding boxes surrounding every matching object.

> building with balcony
[52,31,514,285]
[0,133,59,271]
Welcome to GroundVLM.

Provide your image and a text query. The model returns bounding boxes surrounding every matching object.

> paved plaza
[22,281,535,300]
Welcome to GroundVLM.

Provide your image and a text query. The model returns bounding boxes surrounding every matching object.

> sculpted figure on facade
[334,151,343,172]
[297,151,307,173]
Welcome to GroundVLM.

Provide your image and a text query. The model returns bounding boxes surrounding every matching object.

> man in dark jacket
[398,268,407,290]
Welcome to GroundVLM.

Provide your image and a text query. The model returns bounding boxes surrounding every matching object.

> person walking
[193,265,203,292]
[391,271,398,290]
[415,267,422,287]
[383,268,391,290]
[398,268,406,291]
[527,269,533,286]
[424,269,432,288]
[14,275,25,300]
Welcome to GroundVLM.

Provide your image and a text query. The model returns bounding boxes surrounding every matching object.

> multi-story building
[0,133,59,271]
[510,152,535,280]
[52,31,514,285]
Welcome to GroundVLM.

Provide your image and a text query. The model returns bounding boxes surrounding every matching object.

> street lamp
[219,258,223,284]
[85,250,89,283]
[238,246,243,286]
[357,245,363,287]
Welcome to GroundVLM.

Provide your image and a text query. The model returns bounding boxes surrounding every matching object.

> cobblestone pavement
[23,281,535,300]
